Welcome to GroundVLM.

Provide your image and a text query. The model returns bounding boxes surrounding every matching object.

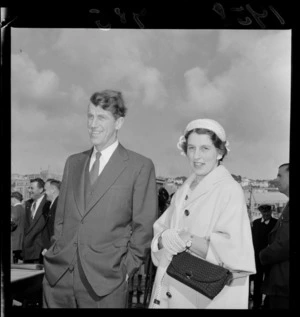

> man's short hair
[46,178,61,191]
[30,177,45,189]
[11,191,23,202]
[90,90,127,119]
[279,163,289,172]
[258,204,272,212]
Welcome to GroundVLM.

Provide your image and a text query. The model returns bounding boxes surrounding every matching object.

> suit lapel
[269,202,289,235]
[85,144,128,215]
[72,149,91,216]
[51,197,58,213]
[25,195,47,234]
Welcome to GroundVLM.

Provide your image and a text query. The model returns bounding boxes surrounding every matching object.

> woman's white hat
[177,118,230,155]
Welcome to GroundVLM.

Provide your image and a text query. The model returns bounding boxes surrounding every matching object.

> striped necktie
[90,151,101,186]
[31,201,36,219]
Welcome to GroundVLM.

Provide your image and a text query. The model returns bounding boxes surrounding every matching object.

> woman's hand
[160,228,187,255]
[178,228,192,244]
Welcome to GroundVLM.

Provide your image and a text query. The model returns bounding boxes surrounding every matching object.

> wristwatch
[186,239,192,249]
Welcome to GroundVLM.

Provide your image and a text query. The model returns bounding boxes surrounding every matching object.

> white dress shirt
[31,194,45,219]
[89,140,119,176]
[261,217,270,225]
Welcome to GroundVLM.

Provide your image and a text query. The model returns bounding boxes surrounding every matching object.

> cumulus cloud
[11,29,290,180]
[70,84,89,107]
[184,67,227,112]
[181,30,290,144]
[54,29,168,108]
[12,53,59,99]
[11,103,88,174]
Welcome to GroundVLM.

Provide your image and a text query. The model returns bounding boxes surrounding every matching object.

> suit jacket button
[81,219,84,224]
[166,291,172,298]
[184,209,190,216]
[69,264,74,272]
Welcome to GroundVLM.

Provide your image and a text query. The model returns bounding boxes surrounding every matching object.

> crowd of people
[11,89,290,309]
[11,178,61,264]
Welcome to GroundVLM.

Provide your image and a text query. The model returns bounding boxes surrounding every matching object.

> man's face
[261,210,272,221]
[276,166,289,196]
[87,103,124,152]
[29,181,43,200]
[44,182,53,201]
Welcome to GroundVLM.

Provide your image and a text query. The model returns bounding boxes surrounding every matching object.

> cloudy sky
[11,28,290,180]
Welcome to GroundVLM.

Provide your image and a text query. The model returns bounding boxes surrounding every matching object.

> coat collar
[182,165,233,207]
[170,165,232,229]
[269,201,289,234]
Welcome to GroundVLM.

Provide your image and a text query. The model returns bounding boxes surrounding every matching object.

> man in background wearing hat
[251,204,277,309]
[11,191,26,263]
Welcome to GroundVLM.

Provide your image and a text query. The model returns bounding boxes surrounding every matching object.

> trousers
[43,251,128,308]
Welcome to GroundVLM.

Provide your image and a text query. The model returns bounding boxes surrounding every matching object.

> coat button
[166,291,172,298]
[184,209,190,216]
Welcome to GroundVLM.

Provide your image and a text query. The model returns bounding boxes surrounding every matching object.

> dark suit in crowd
[42,196,58,250]
[251,204,277,309]
[260,163,289,309]
[11,192,26,263]
[23,195,51,263]
[260,203,289,309]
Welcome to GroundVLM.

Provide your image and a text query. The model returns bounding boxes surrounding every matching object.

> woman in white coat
[149,118,256,309]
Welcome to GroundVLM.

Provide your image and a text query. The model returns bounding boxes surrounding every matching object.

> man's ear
[115,117,125,130]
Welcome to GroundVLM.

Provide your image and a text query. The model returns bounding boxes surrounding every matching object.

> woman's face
[186,132,221,180]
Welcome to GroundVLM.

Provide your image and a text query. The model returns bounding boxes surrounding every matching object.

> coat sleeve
[150,194,175,267]
[52,157,70,244]
[259,218,289,265]
[11,206,20,232]
[206,183,256,274]
[123,159,158,276]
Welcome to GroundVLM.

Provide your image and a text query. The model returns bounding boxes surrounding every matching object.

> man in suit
[260,163,289,309]
[23,178,51,263]
[251,204,277,309]
[43,89,158,308]
[42,179,61,254]
[11,191,26,263]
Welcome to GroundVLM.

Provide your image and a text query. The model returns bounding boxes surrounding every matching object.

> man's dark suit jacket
[44,144,158,297]
[260,203,289,297]
[11,204,26,251]
[252,216,278,257]
[23,195,51,262]
[42,197,58,250]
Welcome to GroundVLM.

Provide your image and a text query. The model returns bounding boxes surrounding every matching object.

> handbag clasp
[185,271,193,279]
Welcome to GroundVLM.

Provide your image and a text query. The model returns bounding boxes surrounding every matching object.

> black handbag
[166,251,232,300]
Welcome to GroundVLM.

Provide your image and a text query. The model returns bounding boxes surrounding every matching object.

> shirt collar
[35,194,45,205]
[261,218,270,224]
[50,196,58,209]
[92,140,119,159]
